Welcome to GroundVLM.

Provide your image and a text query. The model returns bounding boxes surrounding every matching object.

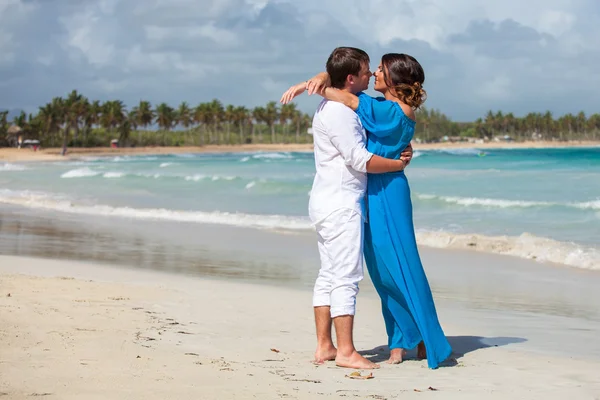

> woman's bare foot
[387,348,407,364]
[417,342,427,360]
[335,351,380,369]
[313,345,337,365]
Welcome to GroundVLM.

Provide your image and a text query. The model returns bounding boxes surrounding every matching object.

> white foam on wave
[108,156,158,162]
[252,152,292,160]
[416,230,600,270]
[416,194,600,210]
[416,194,552,208]
[103,172,125,179]
[425,148,485,156]
[159,162,174,168]
[245,181,256,189]
[240,157,250,162]
[184,174,238,182]
[1,188,598,270]
[61,167,99,178]
[574,200,600,210]
[0,189,312,231]
[184,174,206,182]
[0,163,27,172]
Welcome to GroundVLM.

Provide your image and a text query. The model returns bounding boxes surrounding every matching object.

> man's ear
[346,74,355,85]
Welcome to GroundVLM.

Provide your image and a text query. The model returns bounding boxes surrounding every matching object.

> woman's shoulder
[357,92,416,124]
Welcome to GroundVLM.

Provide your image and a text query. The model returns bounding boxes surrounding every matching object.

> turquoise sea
[1,147,599,270]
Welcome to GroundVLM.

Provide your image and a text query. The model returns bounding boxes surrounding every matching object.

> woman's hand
[280,72,330,104]
[400,143,413,165]
[280,82,307,105]
[306,72,330,95]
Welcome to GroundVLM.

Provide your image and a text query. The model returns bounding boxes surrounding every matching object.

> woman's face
[373,63,388,93]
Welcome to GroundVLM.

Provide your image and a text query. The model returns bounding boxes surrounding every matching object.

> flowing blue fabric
[356,92,452,369]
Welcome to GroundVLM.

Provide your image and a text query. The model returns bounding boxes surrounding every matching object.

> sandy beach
[1,140,598,162]
[1,255,599,399]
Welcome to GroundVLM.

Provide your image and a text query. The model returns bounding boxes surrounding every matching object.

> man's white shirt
[308,99,374,224]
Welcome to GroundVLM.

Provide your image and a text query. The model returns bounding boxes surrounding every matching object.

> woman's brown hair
[381,53,427,109]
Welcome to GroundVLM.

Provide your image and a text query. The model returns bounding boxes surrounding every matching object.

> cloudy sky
[1,0,599,121]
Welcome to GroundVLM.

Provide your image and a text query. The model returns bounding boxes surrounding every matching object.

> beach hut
[5,125,22,148]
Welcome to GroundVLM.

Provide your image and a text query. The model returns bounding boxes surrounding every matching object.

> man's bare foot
[387,348,407,364]
[336,351,380,369]
[417,342,427,360]
[313,346,337,365]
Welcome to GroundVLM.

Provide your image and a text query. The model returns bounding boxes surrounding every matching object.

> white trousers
[313,208,364,318]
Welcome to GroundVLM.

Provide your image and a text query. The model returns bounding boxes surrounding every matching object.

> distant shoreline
[1,140,598,162]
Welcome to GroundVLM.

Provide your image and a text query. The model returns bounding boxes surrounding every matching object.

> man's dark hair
[326,47,370,89]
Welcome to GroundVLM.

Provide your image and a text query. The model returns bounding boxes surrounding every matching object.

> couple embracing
[280,47,452,370]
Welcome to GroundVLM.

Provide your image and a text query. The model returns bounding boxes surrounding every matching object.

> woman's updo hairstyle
[381,53,427,109]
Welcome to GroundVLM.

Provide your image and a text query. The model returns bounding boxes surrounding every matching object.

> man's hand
[400,143,413,166]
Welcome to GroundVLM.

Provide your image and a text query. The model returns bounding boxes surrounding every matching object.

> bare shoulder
[398,102,416,122]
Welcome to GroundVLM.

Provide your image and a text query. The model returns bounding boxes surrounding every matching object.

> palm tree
[588,113,600,140]
[280,103,297,143]
[81,100,100,146]
[101,100,126,141]
[252,106,265,143]
[176,101,193,144]
[38,99,64,147]
[576,111,587,138]
[13,111,27,131]
[155,103,175,144]
[176,102,193,128]
[0,111,8,142]
[484,110,495,138]
[224,104,236,144]
[64,90,87,149]
[131,100,153,145]
[124,110,139,147]
[234,106,249,144]
[263,101,279,143]
[135,101,154,128]
[290,109,302,143]
[208,99,224,144]
[193,102,211,146]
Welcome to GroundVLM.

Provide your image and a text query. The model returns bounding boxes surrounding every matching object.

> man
[307,47,412,369]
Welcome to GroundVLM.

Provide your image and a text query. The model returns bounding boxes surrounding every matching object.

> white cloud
[0,0,600,120]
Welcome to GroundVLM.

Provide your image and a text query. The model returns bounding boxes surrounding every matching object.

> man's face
[350,62,372,93]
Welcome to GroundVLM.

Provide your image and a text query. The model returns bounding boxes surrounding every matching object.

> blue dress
[356,92,452,369]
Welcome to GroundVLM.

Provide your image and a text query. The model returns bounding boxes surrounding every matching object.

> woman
[281,53,452,369]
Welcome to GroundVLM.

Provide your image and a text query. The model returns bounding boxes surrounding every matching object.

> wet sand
[1,255,599,399]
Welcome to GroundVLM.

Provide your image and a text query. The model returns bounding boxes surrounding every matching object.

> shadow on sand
[360,336,528,366]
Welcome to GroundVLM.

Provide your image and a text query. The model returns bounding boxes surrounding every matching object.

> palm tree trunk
[270,124,275,144]
[61,127,69,156]
[73,123,80,147]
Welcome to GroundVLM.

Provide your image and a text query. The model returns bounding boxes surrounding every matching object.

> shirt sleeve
[325,104,373,173]
[355,92,403,137]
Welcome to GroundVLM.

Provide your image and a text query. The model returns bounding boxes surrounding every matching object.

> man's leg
[323,209,379,369]
[314,306,336,363]
[313,234,336,364]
